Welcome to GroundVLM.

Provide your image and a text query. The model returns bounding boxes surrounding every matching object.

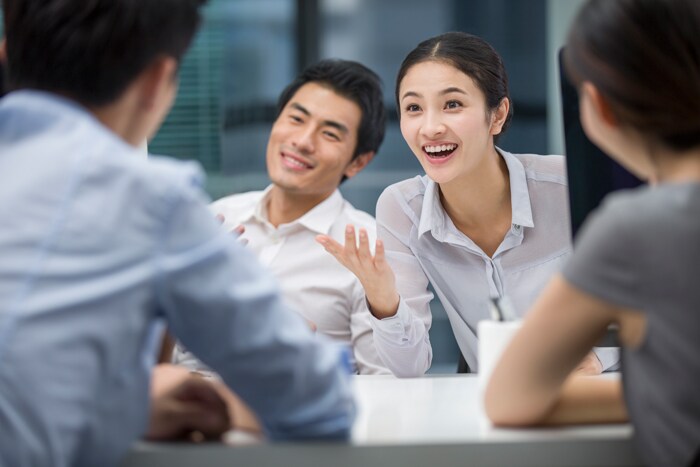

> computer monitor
[559,48,642,238]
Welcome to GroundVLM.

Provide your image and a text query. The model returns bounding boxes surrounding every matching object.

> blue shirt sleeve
[154,178,355,440]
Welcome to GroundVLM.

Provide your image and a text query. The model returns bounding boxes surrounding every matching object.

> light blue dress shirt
[0,91,355,467]
[370,150,619,375]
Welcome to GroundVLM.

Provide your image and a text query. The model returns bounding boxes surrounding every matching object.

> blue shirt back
[0,91,354,467]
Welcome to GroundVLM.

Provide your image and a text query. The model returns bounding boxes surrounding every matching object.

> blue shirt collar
[1,90,143,158]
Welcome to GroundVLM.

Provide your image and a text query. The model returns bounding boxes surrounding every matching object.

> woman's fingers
[316,235,342,255]
[374,238,386,268]
[357,228,371,262]
[344,225,358,255]
[318,226,383,275]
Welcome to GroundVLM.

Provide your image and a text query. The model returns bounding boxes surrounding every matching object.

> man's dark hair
[2,0,207,107]
[276,59,386,165]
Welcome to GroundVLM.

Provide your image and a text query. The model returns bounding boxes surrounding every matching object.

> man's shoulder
[211,190,265,210]
[208,190,265,223]
[338,198,376,230]
[133,154,207,199]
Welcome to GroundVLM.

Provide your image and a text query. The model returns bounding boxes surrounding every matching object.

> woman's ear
[490,97,510,136]
[581,82,618,127]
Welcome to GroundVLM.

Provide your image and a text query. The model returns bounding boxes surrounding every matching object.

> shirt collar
[2,90,147,158]
[3,90,91,118]
[500,148,534,229]
[253,186,344,235]
[417,178,446,237]
[417,147,534,238]
[248,185,274,224]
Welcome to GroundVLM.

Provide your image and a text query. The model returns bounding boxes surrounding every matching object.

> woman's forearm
[540,376,628,426]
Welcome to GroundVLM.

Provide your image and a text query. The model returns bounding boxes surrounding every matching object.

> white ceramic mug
[478,319,523,396]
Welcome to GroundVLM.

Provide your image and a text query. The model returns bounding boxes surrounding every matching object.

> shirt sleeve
[563,195,642,311]
[348,280,391,375]
[155,177,355,440]
[369,187,434,377]
[563,195,641,373]
[593,347,621,372]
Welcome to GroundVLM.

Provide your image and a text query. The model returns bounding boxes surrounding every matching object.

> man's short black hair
[2,0,207,107]
[276,59,386,163]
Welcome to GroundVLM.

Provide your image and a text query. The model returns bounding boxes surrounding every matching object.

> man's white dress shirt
[370,149,618,376]
[174,187,389,374]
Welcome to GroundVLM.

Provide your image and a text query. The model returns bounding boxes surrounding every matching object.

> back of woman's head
[565,0,700,151]
[395,31,513,141]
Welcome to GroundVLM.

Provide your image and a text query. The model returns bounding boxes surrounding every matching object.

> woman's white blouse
[369,149,615,376]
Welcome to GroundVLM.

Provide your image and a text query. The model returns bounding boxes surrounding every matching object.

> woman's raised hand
[316,225,400,319]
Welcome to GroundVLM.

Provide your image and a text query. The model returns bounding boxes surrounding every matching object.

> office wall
[546,0,586,155]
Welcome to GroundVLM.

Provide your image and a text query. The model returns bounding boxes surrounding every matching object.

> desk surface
[123,374,643,467]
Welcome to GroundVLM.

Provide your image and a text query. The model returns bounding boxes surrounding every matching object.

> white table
[123,374,643,467]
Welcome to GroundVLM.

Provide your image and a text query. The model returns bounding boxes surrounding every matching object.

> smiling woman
[317,31,617,377]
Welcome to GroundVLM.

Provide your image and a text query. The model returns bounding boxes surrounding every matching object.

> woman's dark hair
[277,58,386,166]
[3,0,207,107]
[395,32,513,143]
[565,0,700,151]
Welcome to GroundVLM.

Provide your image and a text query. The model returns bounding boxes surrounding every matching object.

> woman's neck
[439,147,511,229]
[653,147,700,184]
[438,147,513,257]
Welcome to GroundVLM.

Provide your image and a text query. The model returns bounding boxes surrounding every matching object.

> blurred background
[0,0,586,372]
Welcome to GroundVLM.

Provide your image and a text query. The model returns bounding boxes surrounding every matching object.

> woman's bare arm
[484,275,638,426]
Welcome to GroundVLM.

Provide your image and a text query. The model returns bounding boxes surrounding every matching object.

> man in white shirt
[173,59,389,374]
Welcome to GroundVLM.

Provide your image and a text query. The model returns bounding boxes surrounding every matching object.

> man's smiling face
[266,82,362,201]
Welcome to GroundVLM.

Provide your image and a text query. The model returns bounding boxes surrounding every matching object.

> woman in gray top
[484,0,700,466]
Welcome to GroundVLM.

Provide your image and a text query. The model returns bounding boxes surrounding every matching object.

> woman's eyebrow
[440,87,468,96]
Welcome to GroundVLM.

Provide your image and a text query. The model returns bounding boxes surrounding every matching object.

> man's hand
[146,365,230,441]
[305,319,317,333]
[574,351,603,376]
[215,214,248,245]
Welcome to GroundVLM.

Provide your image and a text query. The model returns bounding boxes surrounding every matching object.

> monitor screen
[559,48,642,238]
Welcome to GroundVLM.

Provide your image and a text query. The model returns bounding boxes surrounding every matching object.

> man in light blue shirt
[0,1,354,466]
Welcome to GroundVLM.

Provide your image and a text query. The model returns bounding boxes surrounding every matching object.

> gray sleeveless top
[563,182,700,467]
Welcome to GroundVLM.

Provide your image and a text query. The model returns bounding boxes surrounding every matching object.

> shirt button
[512,224,522,234]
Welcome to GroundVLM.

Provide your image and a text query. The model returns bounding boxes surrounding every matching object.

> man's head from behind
[2,0,205,107]
[267,59,386,200]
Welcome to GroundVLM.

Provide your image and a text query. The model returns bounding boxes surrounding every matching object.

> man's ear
[343,151,375,180]
[139,55,178,111]
[581,81,618,127]
[0,38,6,62]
